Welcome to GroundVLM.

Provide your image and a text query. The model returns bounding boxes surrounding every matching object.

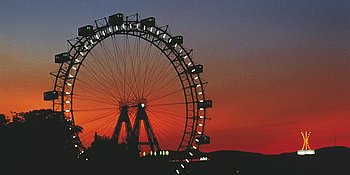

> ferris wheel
[44,13,212,174]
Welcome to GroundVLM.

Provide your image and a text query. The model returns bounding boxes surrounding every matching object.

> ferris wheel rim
[51,14,208,157]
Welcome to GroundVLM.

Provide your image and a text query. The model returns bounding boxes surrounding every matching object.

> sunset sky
[0,0,349,154]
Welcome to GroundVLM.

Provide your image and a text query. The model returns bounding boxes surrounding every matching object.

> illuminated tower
[297,131,315,155]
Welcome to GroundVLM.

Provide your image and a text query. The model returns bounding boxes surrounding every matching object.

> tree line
[0,109,171,175]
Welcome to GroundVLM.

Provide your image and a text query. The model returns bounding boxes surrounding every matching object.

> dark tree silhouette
[0,109,82,175]
[81,133,140,175]
[81,133,172,175]
[0,109,173,175]
[0,114,8,126]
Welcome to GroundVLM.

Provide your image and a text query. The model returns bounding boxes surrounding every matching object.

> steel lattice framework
[45,13,212,175]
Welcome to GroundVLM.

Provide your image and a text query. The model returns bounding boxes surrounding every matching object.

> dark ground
[191,146,350,175]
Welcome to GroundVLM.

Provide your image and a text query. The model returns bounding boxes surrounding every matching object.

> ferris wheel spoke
[150,68,178,89]
[134,38,149,90]
[147,101,187,107]
[147,107,186,119]
[98,40,127,95]
[146,123,178,149]
[140,46,165,93]
[110,36,142,101]
[147,111,184,127]
[139,42,158,96]
[147,110,183,149]
[84,53,111,84]
[151,117,185,129]
[135,37,160,98]
[75,90,116,105]
[150,116,182,136]
[88,50,122,95]
[96,115,117,135]
[146,80,182,102]
[75,78,113,97]
[89,45,127,98]
[73,107,117,112]
[123,36,148,99]
[80,114,117,143]
[78,64,120,101]
[79,64,109,86]
[145,60,172,89]
[130,36,138,88]
[147,83,183,101]
[110,35,123,61]
[81,132,95,144]
[145,59,169,90]
[146,107,186,120]
[78,66,110,90]
[130,36,148,100]
[147,88,181,103]
[142,63,175,98]
[136,45,150,99]
[74,95,117,106]
[119,37,129,98]
[78,110,117,126]
[105,36,130,99]
[74,81,117,104]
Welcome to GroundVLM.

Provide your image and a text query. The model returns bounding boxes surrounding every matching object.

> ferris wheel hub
[140,103,145,108]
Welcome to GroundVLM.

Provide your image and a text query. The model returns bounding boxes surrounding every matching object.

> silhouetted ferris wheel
[45,13,212,174]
